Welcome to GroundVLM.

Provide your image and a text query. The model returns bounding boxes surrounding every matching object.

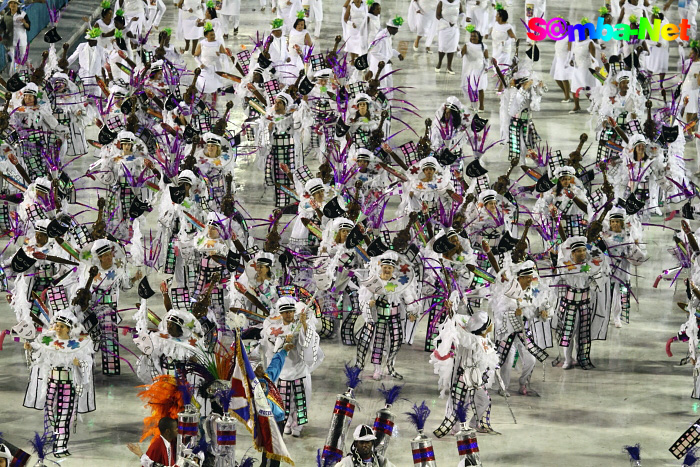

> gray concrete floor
[1,0,698,466]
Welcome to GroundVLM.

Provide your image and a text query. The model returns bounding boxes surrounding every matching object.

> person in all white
[408,0,438,54]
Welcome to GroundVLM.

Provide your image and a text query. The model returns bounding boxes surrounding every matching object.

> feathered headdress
[296,10,306,19]
[137,375,185,442]
[271,18,284,29]
[367,0,374,5]
[390,15,404,27]
[203,21,214,32]
[690,39,700,51]
[405,401,431,432]
[101,0,111,8]
[598,6,609,15]
[466,24,476,33]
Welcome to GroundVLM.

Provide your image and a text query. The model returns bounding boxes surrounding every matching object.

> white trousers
[500,336,536,389]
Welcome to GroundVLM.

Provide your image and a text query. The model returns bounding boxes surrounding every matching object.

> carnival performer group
[4,0,700,465]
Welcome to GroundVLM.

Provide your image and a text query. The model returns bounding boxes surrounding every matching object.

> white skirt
[181,16,203,40]
[571,66,596,93]
[645,45,669,74]
[549,55,573,81]
[345,26,368,55]
[438,26,459,53]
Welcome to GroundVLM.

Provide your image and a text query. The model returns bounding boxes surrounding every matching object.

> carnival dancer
[260,297,324,437]
[355,251,419,380]
[600,209,648,328]
[490,257,551,396]
[23,309,95,457]
[554,236,609,369]
[430,311,500,436]
[73,238,141,376]
[461,26,489,111]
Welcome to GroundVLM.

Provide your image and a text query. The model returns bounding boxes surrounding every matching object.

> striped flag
[229,331,294,465]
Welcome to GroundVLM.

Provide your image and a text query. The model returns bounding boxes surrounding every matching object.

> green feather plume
[391,15,404,27]
[88,27,102,39]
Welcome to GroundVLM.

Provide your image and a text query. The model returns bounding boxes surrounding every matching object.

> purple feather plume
[344,362,362,389]
[218,386,235,413]
[685,448,699,467]
[405,401,431,432]
[177,378,193,406]
[624,443,641,461]
[454,401,469,424]
[192,435,208,455]
[378,384,403,406]
[239,457,256,467]
[29,432,47,460]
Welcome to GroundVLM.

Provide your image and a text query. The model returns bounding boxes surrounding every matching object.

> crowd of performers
[3,0,700,465]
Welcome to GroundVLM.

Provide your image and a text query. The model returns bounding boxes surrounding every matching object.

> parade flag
[229,331,294,465]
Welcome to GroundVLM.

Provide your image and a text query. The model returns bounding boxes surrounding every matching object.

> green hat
[466,24,475,33]
[580,16,589,25]
[87,27,102,39]
[598,6,609,15]
[203,21,214,33]
[163,27,172,36]
[115,8,124,16]
[296,10,305,19]
[388,15,403,28]
[271,18,283,30]
[101,0,111,9]
[114,29,123,38]
[628,14,638,23]
[494,2,504,10]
